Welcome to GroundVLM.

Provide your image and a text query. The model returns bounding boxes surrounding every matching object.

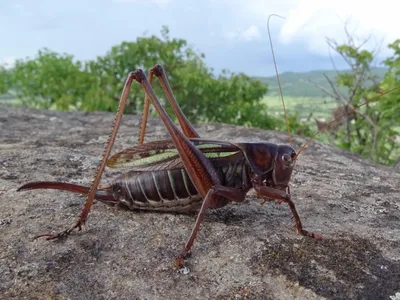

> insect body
[20,140,297,213]
[106,140,254,212]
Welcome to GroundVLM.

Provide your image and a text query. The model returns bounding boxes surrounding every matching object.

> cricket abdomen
[111,155,252,212]
[112,169,203,212]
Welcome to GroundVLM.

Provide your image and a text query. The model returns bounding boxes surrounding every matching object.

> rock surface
[1,104,399,300]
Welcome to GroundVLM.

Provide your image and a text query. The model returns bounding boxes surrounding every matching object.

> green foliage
[0,66,11,94]
[379,40,400,164]
[283,112,315,137]
[382,40,400,120]
[324,42,400,165]
[7,49,111,110]
[2,26,280,130]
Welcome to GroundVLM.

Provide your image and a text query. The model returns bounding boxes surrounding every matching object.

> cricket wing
[106,139,242,172]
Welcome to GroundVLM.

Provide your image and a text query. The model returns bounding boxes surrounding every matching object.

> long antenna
[267,14,292,145]
[295,86,400,159]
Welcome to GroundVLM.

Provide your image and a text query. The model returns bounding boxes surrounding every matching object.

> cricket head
[235,142,296,188]
[272,144,296,187]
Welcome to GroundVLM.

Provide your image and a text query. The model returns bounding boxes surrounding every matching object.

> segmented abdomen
[111,156,251,212]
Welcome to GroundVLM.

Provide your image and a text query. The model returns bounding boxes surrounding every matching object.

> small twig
[308,79,337,99]
[322,73,347,105]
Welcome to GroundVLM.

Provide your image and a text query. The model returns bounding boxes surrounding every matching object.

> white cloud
[224,31,238,40]
[241,25,261,41]
[223,25,261,42]
[278,0,398,56]
[213,0,399,57]
[1,56,16,69]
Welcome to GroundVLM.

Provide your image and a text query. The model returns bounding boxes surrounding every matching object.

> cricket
[16,16,400,269]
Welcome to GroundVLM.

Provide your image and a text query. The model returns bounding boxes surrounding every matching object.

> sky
[1,0,398,76]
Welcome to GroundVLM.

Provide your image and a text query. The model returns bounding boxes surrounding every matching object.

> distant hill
[255,67,387,98]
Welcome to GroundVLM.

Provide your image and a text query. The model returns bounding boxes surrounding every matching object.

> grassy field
[258,67,387,122]
[261,95,338,121]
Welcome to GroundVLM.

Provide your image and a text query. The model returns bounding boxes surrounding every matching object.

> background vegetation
[1,26,399,166]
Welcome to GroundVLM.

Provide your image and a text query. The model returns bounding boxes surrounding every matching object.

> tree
[90,26,274,127]
[310,28,400,165]
[379,39,400,165]
[6,48,111,111]
[0,65,11,94]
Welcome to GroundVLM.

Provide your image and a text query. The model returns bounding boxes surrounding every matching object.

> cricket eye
[282,153,293,166]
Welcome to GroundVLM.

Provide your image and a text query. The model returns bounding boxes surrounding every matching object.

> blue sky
[1,0,397,76]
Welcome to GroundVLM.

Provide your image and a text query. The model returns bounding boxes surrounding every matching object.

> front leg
[175,185,247,268]
[252,176,323,240]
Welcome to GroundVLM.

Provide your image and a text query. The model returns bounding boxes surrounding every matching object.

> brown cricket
[16,17,399,268]
[19,63,323,266]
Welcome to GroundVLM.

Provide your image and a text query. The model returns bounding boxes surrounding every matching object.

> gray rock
[1,104,399,300]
